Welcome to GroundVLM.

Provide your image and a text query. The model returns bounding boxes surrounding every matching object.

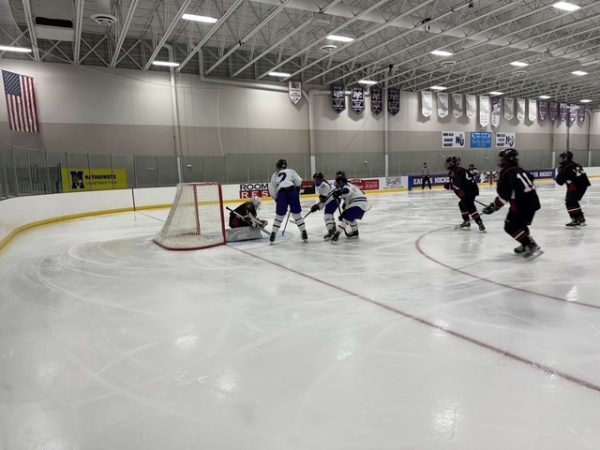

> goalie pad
[226,227,263,242]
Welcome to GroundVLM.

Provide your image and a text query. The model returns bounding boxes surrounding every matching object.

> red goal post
[153,182,227,250]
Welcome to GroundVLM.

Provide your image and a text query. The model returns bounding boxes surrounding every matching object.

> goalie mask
[276,159,287,170]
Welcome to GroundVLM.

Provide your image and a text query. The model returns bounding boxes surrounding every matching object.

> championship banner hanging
[504,97,514,120]
[388,87,400,115]
[466,95,476,119]
[559,103,568,122]
[491,96,501,127]
[437,92,448,118]
[538,101,547,121]
[568,104,577,126]
[528,99,537,121]
[479,95,490,127]
[452,94,463,118]
[421,91,432,117]
[517,98,525,121]
[351,86,365,113]
[578,105,586,123]
[330,84,346,113]
[288,81,302,105]
[549,102,558,122]
[370,85,382,114]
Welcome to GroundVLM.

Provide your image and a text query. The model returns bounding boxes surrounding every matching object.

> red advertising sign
[350,178,380,191]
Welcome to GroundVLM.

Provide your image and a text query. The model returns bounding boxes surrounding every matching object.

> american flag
[2,70,39,133]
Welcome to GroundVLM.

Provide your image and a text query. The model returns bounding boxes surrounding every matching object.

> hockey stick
[475,199,489,207]
[281,211,291,236]
[291,210,313,224]
[226,207,270,235]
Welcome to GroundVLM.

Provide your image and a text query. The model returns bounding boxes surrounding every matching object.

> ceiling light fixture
[431,50,453,57]
[327,35,354,43]
[152,61,180,67]
[580,99,592,103]
[0,45,32,53]
[268,71,291,77]
[358,80,377,86]
[489,91,504,95]
[182,14,218,23]
[431,86,447,91]
[510,61,529,67]
[539,95,552,99]
[571,70,588,76]
[553,2,581,12]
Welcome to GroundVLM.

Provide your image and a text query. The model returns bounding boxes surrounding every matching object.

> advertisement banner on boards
[62,168,128,192]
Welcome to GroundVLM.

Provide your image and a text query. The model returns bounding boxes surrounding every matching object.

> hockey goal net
[154,182,226,250]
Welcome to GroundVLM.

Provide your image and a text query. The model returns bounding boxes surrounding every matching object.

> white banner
[491,97,501,127]
[466,95,476,119]
[452,94,463,118]
[437,92,448,118]
[421,91,432,117]
[442,131,466,149]
[504,97,514,120]
[288,81,302,104]
[528,99,537,121]
[479,95,490,127]
[517,98,525,121]
[496,132,516,148]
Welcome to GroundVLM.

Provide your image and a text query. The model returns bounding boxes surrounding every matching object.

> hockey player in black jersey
[555,150,591,227]
[482,148,542,258]
[443,156,485,232]
[229,197,267,228]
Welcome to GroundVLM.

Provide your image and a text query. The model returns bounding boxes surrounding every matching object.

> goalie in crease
[229,197,267,229]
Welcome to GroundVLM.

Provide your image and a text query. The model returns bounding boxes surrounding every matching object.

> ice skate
[578,218,587,227]
[477,222,486,232]
[456,221,470,230]
[301,230,308,242]
[331,230,341,243]
[269,232,276,245]
[565,218,579,227]
[323,229,336,241]
[514,244,526,254]
[523,242,544,259]
[346,230,359,239]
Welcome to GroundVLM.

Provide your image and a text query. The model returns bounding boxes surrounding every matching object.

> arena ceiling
[2,0,600,106]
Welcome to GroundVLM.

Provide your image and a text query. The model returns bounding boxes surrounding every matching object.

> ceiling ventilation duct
[91,0,117,27]
[32,0,74,41]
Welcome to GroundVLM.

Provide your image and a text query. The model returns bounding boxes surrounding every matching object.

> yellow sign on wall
[61,168,128,191]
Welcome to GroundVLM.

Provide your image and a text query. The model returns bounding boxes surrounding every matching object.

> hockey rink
[1,183,600,450]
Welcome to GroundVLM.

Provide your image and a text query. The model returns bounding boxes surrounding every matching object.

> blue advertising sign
[470,132,492,148]
[408,173,450,190]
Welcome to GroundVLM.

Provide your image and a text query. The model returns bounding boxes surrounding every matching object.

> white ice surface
[1,183,600,450]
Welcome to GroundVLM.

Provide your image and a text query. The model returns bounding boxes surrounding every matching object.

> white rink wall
[2,170,598,247]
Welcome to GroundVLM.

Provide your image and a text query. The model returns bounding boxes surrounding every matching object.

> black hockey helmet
[312,172,324,181]
[559,150,573,164]
[276,159,287,170]
[335,171,348,187]
[445,156,460,170]
[498,148,518,167]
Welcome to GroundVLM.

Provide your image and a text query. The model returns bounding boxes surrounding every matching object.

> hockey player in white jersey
[310,172,341,240]
[331,171,369,241]
[268,159,308,243]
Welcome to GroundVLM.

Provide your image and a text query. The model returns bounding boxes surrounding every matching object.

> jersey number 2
[278,172,287,182]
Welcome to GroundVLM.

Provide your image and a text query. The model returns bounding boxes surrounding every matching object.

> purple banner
[559,103,568,122]
[351,86,365,113]
[330,84,346,113]
[549,102,558,122]
[578,105,586,123]
[538,101,547,121]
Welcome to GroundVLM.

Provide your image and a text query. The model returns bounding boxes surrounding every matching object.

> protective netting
[154,183,226,250]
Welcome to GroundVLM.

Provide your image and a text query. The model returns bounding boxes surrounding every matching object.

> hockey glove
[443,182,450,190]
[310,204,320,213]
[482,202,499,215]
[332,189,342,199]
